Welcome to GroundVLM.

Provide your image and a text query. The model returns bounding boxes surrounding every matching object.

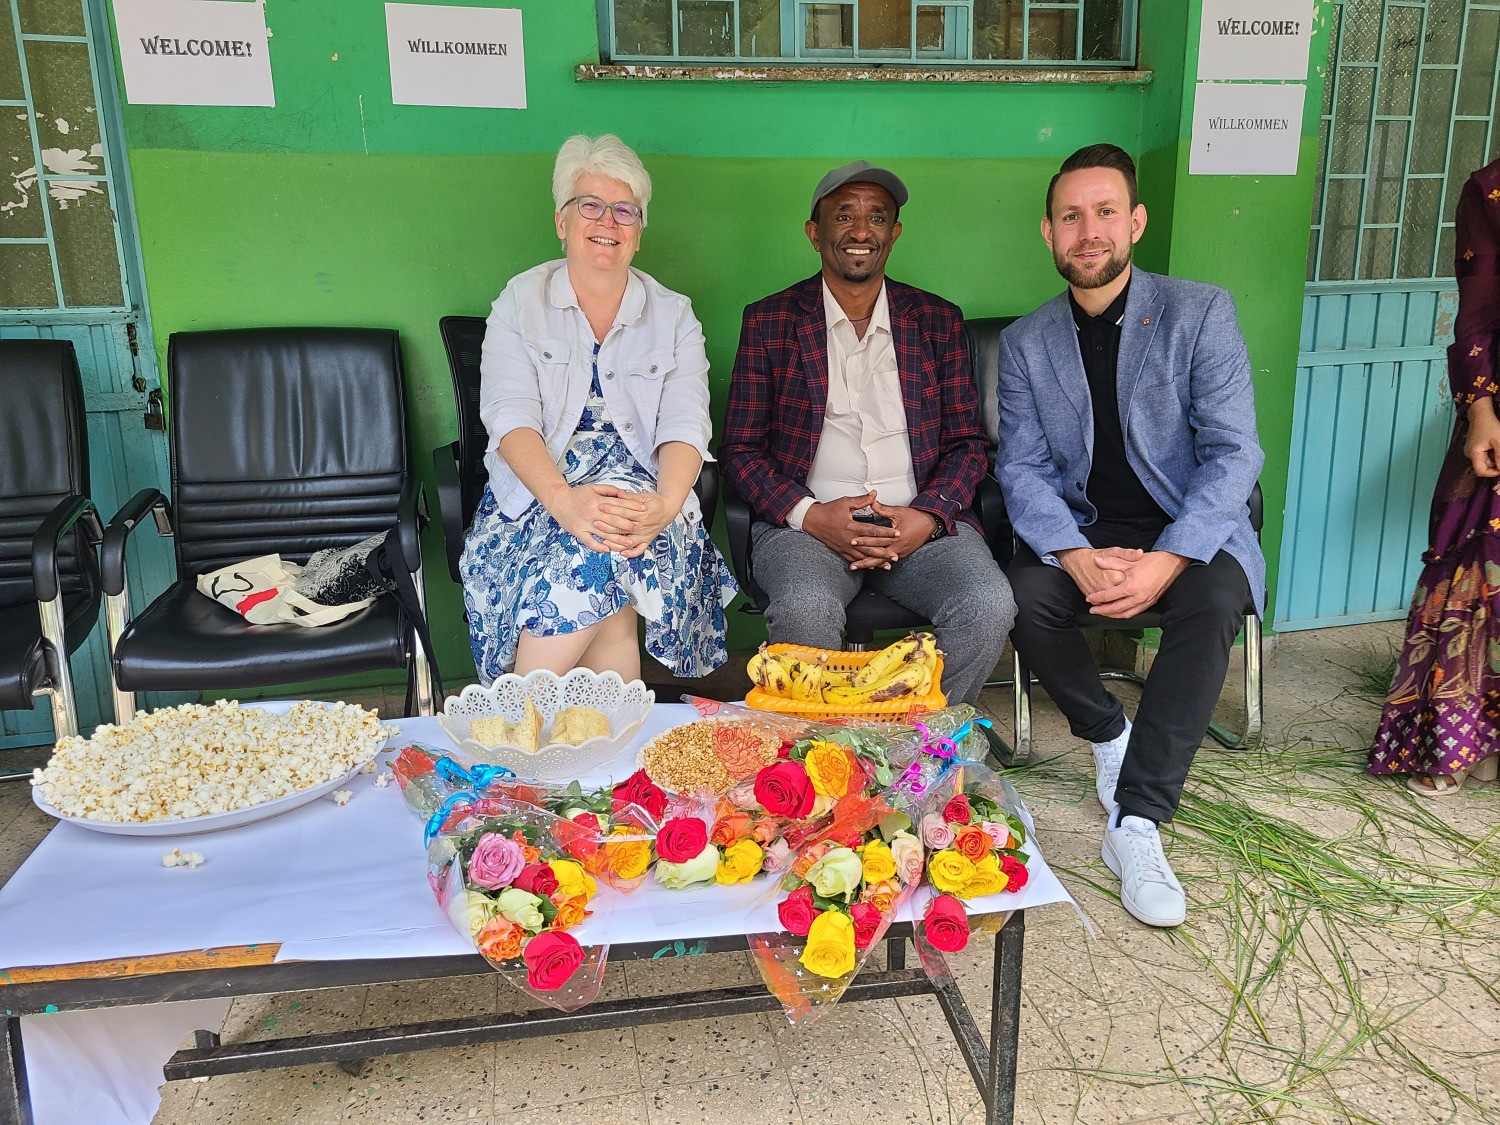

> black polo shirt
[1070,281,1170,537]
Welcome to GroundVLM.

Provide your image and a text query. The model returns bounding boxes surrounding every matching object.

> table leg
[985,910,1025,1125]
[0,1018,32,1125]
[886,934,906,971]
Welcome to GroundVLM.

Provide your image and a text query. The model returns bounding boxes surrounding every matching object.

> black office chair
[721,316,1018,649]
[102,328,436,723]
[0,340,103,760]
[433,314,719,586]
[1010,487,1266,756]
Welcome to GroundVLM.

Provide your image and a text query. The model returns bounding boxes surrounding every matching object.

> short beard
[1054,243,1130,290]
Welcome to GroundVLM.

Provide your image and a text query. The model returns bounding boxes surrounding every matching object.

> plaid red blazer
[720,274,987,531]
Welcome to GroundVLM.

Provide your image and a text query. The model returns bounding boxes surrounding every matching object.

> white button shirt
[789,281,917,529]
[477,261,713,521]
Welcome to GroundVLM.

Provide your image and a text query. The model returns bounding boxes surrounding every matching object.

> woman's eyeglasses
[564,195,642,226]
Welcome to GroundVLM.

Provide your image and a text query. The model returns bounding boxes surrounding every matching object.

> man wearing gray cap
[719,160,1014,705]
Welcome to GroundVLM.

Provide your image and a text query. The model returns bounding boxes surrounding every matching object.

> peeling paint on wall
[2,144,106,216]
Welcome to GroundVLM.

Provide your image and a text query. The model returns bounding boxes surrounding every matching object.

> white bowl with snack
[438,669,653,780]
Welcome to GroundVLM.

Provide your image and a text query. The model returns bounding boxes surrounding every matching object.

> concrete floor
[2,620,1498,1124]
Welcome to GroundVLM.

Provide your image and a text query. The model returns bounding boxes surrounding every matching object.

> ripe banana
[851,633,926,688]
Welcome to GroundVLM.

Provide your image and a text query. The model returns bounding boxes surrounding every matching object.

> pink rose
[920,813,955,850]
[468,832,526,890]
[762,838,794,874]
[981,821,1011,851]
[725,779,761,810]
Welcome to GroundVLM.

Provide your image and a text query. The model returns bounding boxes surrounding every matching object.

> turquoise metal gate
[0,0,175,744]
[1279,0,1500,631]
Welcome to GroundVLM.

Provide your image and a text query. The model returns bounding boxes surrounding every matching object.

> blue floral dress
[459,346,737,682]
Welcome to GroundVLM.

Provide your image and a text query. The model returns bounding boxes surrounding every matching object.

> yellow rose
[804,741,853,798]
[550,858,598,903]
[963,852,1009,898]
[603,826,652,881]
[715,838,765,885]
[928,849,976,894]
[860,839,898,884]
[799,910,857,979]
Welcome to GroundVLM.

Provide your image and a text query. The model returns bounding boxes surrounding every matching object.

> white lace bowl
[438,669,654,780]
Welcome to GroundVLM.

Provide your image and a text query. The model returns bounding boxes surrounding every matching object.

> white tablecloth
[0,704,1078,1125]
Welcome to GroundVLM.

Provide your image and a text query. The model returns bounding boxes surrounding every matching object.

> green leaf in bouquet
[878,811,912,840]
[873,762,893,786]
[811,891,851,911]
[1004,813,1027,847]
[536,894,559,925]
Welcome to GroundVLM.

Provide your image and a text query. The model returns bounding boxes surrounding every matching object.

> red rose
[848,901,883,950]
[522,930,586,991]
[572,812,602,833]
[1000,855,1029,891]
[754,762,815,819]
[657,817,709,863]
[393,746,435,778]
[777,885,817,936]
[943,795,972,825]
[776,740,794,759]
[513,862,558,896]
[552,816,600,859]
[612,770,668,820]
[923,893,970,953]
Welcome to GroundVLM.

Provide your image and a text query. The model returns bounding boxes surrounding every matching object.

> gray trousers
[749,521,1015,705]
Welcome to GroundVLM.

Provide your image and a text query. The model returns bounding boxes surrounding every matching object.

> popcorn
[33,700,391,824]
[162,848,205,869]
[373,771,393,788]
[332,789,353,806]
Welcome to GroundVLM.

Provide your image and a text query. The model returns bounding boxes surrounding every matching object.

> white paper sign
[112,0,274,107]
[1198,0,1315,81]
[386,3,526,109]
[1190,82,1307,176]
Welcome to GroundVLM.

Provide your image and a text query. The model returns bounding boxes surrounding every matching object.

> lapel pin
[1142,317,1150,325]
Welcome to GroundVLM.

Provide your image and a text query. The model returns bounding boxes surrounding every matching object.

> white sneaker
[1091,718,1131,813]
[1102,813,1185,928]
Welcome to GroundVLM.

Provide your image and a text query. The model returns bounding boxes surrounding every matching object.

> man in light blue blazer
[997,144,1264,928]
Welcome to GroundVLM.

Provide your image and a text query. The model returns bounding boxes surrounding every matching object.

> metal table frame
[0,912,1024,1125]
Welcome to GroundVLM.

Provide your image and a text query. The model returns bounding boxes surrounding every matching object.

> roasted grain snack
[636,720,781,795]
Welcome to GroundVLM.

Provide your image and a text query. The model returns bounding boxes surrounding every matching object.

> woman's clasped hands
[552,482,675,558]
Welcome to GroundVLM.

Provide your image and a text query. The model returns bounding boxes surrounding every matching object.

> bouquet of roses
[651,797,791,888]
[917,763,1031,954]
[539,770,664,893]
[747,794,925,1024]
[427,801,608,1010]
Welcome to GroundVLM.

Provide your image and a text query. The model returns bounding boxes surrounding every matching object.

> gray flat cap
[809,160,909,218]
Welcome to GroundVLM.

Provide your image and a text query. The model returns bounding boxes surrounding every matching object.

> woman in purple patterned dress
[1370,158,1500,795]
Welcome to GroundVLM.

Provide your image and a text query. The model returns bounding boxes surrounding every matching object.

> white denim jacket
[478,260,713,521]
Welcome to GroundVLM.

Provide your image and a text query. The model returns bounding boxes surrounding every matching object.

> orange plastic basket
[744,643,946,722]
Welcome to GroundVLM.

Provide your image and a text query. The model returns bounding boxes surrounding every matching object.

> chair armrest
[432,441,464,584]
[395,475,427,575]
[720,475,767,612]
[1249,481,1264,535]
[972,476,1013,568]
[32,495,102,603]
[694,461,720,535]
[103,489,170,597]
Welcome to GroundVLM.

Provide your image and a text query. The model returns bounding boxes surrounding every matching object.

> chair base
[1010,614,1264,763]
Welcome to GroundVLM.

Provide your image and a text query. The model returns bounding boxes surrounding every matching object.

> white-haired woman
[459,134,736,683]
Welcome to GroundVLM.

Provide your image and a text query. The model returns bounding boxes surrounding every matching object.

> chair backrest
[437,315,493,536]
[167,328,410,577]
[0,339,96,612]
[438,314,719,534]
[963,315,1019,458]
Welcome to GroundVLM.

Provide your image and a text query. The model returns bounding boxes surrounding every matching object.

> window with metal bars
[601,0,1136,66]
[1308,0,1500,283]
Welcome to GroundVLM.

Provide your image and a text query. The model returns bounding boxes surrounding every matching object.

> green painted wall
[110,0,1327,683]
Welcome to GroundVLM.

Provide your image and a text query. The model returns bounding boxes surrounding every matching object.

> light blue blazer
[996,268,1266,614]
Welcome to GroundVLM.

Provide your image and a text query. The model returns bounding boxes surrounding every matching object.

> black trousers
[1007,527,1252,823]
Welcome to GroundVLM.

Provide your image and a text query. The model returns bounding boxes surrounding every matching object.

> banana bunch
[748,633,941,705]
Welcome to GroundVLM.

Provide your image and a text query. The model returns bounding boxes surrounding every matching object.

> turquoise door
[1279,0,1500,631]
[0,0,176,744]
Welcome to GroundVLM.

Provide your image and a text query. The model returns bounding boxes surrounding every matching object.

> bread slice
[550,705,610,745]
[469,698,544,751]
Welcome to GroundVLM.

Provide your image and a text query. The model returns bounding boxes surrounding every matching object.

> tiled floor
[3,620,1499,1124]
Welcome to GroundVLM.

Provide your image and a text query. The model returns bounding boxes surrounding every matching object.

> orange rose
[711,812,753,848]
[804,741,854,798]
[862,878,900,913]
[750,817,779,845]
[521,845,541,864]
[953,825,990,862]
[549,893,589,930]
[475,916,524,961]
[791,840,833,878]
